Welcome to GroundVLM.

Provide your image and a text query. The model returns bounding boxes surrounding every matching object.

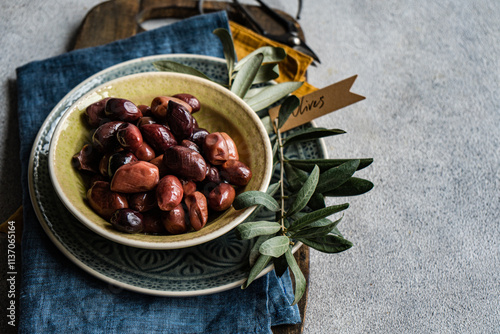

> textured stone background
[1,0,499,333]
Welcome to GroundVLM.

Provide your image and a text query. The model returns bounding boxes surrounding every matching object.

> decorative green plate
[28,55,326,296]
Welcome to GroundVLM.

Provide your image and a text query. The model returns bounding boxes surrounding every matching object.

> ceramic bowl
[48,72,273,249]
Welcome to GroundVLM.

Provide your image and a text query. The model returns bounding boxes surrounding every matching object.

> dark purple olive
[129,191,157,212]
[180,139,200,154]
[136,116,156,128]
[92,121,124,152]
[163,146,207,182]
[203,132,229,165]
[110,209,144,234]
[141,123,177,153]
[85,97,111,127]
[200,164,222,196]
[142,210,166,234]
[166,101,195,140]
[107,151,138,178]
[161,204,188,234]
[207,183,236,211]
[87,181,128,220]
[117,123,143,151]
[133,142,155,161]
[190,128,209,148]
[173,93,201,113]
[220,160,252,186]
[105,98,143,122]
[137,104,152,117]
[151,96,192,122]
[71,144,99,173]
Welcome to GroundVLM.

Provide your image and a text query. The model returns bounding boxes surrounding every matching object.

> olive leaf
[236,221,282,240]
[296,234,353,254]
[251,63,280,84]
[315,159,360,194]
[231,53,263,98]
[244,81,304,111]
[249,235,272,266]
[242,254,272,289]
[283,128,345,147]
[278,95,301,129]
[307,192,326,210]
[286,158,373,172]
[323,177,374,197]
[233,191,280,212]
[241,182,281,223]
[285,165,320,217]
[285,248,306,305]
[235,46,286,71]
[259,236,290,257]
[288,203,349,232]
[290,216,343,238]
[284,162,309,191]
[153,61,213,82]
[213,28,236,82]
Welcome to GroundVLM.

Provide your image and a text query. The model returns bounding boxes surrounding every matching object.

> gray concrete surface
[1,0,499,333]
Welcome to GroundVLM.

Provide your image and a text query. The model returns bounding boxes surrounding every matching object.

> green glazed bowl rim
[48,71,273,250]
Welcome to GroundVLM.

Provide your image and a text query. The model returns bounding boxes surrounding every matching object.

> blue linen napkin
[16,11,300,333]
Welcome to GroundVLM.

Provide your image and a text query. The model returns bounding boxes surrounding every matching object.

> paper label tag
[268,75,365,132]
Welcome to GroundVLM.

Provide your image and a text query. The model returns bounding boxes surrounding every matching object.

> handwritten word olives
[73,93,253,235]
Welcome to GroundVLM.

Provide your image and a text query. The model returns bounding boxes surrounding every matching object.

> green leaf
[236,221,282,240]
[283,128,345,147]
[288,203,349,232]
[231,53,263,98]
[315,160,360,194]
[267,181,281,197]
[323,177,374,197]
[251,63,280,84]
[296,234,353,254]
[278,95,301,129]
[233,191,280,212]
[242,254,272,288]
[153,61,213,82]
[286,165,320,217]
[243,86,268,99]
[285,248,306,305]
[259,236,290,257]
[291,216,343,238]
[242,182,281,223]
[245,81,303,111]
[284,163,309,192]
[249,235,271,266]
[260,115,275,135]
[235,46,286,70]
[286,158,373,172]
[213,28,235,81]
[307,192,326,210]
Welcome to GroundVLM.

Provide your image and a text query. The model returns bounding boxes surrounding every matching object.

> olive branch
[154,28,373,305]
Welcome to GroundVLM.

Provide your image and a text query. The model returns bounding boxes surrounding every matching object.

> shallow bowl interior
[49,72,273,249]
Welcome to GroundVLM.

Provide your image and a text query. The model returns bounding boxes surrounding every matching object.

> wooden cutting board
[73,1,310,333]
